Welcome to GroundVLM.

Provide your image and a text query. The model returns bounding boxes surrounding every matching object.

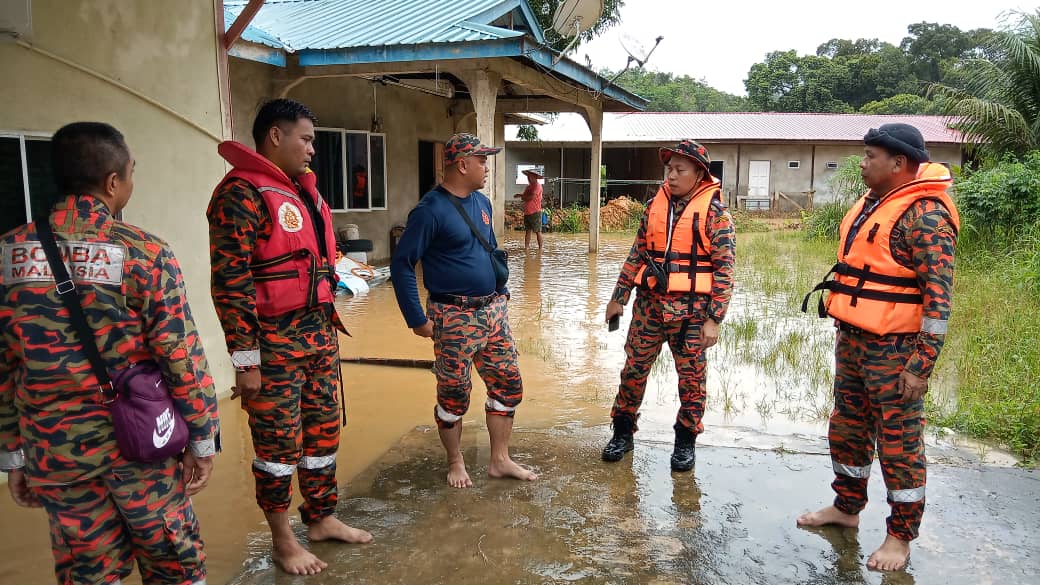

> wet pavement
[227,425,1040,585]
[0,232,1035,584]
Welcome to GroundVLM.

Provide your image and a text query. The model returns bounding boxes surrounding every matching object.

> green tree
[607,68,747,112]
[745,50,853,112]
[931,10,1040,159]
[528,0,624,52]
[860,93,941,114]
[900,22,978,83]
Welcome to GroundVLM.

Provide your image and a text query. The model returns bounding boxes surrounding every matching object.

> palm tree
[931,10,1040,160]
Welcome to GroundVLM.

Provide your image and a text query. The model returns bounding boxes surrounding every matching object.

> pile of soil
[505,197,645,232]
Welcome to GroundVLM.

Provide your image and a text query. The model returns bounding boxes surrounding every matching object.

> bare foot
[272,535,327,576]
[796,505,860,528]
[488,457,539,481]
[447,460,473,488]
[867,534,911,571]
[307,515,373,544]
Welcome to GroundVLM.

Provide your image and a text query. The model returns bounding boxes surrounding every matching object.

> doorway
[418,141,437,200]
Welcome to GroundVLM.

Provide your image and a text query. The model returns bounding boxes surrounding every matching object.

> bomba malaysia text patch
[2,241,125,286]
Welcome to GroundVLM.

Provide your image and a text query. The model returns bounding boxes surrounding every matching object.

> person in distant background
[351,165,367,209]
[514,168,544,250]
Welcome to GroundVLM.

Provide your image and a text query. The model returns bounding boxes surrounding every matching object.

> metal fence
[543,178,663,208]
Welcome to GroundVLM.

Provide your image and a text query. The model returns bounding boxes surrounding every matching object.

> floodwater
[0,232,1033,585]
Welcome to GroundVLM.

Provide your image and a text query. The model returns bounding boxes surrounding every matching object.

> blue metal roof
[223,6,283,49]
[222,0,647,111]
[224,0,537,52]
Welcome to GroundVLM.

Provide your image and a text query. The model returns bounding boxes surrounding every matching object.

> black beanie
[863,123,930,163]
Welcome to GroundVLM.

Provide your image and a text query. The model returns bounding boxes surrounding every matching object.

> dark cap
[443,133,502,165]
[659,139,711,175]
[522,168,544,179]
[864,123,930,163]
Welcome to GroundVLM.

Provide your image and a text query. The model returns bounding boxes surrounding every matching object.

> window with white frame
[311,128,387,211]
[0,132,58,236]
[788,160,800,169]
[515,164,544,185]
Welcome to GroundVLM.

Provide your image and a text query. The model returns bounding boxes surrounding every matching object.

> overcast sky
[578,1,1030,95]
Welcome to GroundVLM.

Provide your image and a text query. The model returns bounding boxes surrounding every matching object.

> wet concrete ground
[0,232,1034,584]
[227,425,1040,585]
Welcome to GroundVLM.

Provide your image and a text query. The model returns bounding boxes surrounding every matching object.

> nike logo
[152,407,175,449]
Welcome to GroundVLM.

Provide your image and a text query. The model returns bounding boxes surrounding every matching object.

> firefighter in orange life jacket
[602,140,735,471]
[206,99,372,576]
[798,123,959,572]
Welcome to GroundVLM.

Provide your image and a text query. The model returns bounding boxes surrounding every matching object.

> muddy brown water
[0,232,1029,584]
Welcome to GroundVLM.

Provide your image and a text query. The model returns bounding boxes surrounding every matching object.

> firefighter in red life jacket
[207,99,372,576]
[601,140,735,472]
[798,123,960,572]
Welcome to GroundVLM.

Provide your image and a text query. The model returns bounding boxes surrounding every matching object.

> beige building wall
[511,141,964,210]
[228,61,458,262]
[1,0,234,389]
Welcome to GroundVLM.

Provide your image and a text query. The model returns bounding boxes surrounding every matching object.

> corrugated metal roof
[507,113,966,144]
[225,0,527,52]
[224,6,284,49]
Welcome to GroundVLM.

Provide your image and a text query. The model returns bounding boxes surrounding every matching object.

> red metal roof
[507,112,966,144]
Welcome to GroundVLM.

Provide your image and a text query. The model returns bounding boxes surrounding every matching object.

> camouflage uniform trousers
[245,316,341,525]
[33,456,205,585]
[829,329,926,541]
[427,294,523,428]
[610,294,707,433]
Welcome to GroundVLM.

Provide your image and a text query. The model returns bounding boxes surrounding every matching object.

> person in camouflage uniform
[391,133,538,489]
[602,140,735,472]
[0,122,219,585]
[798,123,959,572]
[207,99,371,576]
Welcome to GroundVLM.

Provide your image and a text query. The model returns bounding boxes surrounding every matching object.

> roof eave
[229,40,287,67]
[469,0,546,45]
[296,37,647,112]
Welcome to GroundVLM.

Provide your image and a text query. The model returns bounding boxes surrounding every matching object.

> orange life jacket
[214,141,339,318]
[635,179,720,294]
[803,162,960,335]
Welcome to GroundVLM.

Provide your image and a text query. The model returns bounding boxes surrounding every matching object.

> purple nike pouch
[110,361,189,462]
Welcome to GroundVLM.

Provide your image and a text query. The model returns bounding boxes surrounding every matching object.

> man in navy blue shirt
[391,133,538,488]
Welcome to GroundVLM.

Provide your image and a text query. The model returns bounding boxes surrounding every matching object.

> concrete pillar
[494,112,507,236]
[458,70,502,232]
[582,105,604,253]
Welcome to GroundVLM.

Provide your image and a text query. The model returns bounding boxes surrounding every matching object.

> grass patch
[930,266,1040,463]
[731,210,771,233]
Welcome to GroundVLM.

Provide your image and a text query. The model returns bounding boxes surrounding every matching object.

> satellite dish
[619,32,650,64]
[550,0,603,38]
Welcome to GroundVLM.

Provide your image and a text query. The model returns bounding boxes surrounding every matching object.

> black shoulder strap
[35,218,114,394]
[444,192,494,253]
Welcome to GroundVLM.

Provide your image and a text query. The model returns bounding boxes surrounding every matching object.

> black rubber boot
[601,415,636,462]
[670,423,697,471]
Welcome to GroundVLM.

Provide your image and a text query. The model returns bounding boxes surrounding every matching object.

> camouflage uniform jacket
[207,178,337,364]
[858,195,957,378]
[0,196,219,485]
[612,191,736,323]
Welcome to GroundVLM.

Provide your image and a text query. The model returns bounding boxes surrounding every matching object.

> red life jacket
[804,162,960,335]
[635,179,719,294]
[215,141,339,318]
